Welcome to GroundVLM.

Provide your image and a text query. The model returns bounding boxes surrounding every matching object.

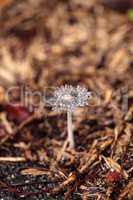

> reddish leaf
[4,104,31,124]
[105,170,121,184]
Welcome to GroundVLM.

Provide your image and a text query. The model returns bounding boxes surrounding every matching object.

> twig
[0,157,26,162]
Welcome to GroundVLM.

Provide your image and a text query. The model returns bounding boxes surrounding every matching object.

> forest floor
[0,0,132,199]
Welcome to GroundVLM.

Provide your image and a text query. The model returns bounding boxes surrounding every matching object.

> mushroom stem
[67,111,74,148]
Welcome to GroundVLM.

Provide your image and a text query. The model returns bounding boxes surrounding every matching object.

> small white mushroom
[49,85,91,148]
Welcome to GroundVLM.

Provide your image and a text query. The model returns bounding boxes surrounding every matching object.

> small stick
[0,157,26,162]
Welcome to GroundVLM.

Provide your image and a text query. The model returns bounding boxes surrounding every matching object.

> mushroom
[49,85,91,148]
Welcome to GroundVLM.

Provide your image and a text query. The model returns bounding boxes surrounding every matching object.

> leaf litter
[0,0,132,199]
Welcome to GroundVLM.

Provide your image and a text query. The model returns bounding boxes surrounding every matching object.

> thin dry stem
[67,111,74,149]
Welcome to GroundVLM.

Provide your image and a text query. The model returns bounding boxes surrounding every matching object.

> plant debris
[0,0,132,199]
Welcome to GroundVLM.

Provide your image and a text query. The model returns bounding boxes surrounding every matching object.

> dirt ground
[0,0,132,199]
